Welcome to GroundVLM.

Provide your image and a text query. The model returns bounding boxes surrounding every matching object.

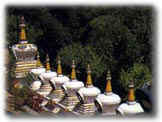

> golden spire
[71,60,76,80]
[86,64,93,87]
[128,80,135,102]
[36,52,43,68]
[19,16,27,41]
[46,54,51,72]
[105,70,112,93]
[57,56,62,75]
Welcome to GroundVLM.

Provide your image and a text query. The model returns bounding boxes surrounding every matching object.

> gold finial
[36,52,43,68]
[86,64,93,87]
[19,16,26,41]
[71,60,76,80]
[128,80,135,102]
[105,70,112,93]
[57,56,62,75]
[46,54,51,72]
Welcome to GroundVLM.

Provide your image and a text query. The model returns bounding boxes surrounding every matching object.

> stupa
[12,16,37,78]
[61,60,84,111]
[29,52,45,91]
[39,54,57,82]
[117,80,144,115]
[75,64,101,116]
[30,52,46,77]
[37,54,56,97]
[95,70,121,116]
[48,57,70,103]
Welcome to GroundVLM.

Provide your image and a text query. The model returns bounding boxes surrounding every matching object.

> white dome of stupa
[96,92,121,105]
[63,80,84,90]
[30,80,42,91]
[51,75,70,85]
[30,68,46,76]
[78,86,100,97]
[117,101,144,115]
[40,71,57,80]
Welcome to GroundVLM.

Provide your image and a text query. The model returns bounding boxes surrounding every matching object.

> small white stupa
[30,52,46,77]
[48,56,70,103]
[37,54,56,97]
[117,80,144,115]
[39,54,57,83]
[61,60,84,111]
[75,64,101,116]
[95,70,121,116]
[29,52,44,91]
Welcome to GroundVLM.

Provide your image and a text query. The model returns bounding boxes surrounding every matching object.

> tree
[6,6,153,95]
[120,63,152,92]
[58,42,106,84]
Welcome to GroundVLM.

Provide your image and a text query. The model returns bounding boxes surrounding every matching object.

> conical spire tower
[46,54,51,72]
[86,64,93,87]
[71,60,76,80]
[36,52,43,68]
[19,16,27,42]
[128,80,135,102]
[57,56,62,75]
[105,70,112,93]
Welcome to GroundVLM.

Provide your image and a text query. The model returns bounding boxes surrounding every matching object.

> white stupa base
[37,83,52,97]
[30,80,42,91]
[95,92,121,116]
[101,112,116,116]
[75,103,97,116]
[61,95,80,111]
[48,89,65,103]
[117,101,144,115]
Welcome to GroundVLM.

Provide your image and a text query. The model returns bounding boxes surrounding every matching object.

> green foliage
[6,14,44,46]
[6,6,153,95]
[24,72,39,86]
[58,43,107,83]
[6,48,16,91]
[120,63,152,91]
[11,85,30,106]
[25,24,44,44]
[6,15,18,46]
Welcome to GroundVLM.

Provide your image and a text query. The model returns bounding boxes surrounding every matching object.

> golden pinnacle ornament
[46,54,51,72]
[36,52,43,68]
[57,56,62,75]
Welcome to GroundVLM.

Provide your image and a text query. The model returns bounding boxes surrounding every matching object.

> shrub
[120,63,152,91]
